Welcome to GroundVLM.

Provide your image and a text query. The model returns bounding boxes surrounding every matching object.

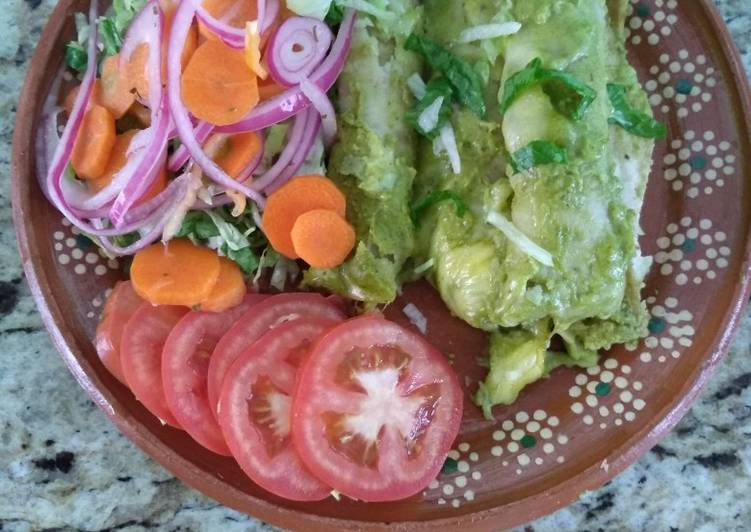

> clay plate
[11,0,751,529]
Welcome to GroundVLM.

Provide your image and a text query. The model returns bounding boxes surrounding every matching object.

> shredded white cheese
[486,211,554,267]
[458,21,522,43]
[402,303,428,335]
[433,124,461,174]
[417,96,444,134]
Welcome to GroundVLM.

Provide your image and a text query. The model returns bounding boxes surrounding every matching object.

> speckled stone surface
[0,1,749,531]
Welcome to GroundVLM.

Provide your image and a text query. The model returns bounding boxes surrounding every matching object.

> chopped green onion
[607,83,667,139]
[411,190,468,225]
[509,140,568,173]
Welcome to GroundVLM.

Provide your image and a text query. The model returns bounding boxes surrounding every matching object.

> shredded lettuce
[287,0,333,20]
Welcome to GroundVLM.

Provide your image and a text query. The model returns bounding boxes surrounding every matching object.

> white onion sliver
[457,21,522,43]
[486,211,554,267]
[438,124,461,174]
[407,73,426,100]
[413,258,434,275]
[299,78,337,146]
[403,303,428,335]
[417,96,444,134]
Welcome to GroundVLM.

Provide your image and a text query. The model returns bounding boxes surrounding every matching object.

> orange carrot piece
[161,0,198,80]
[131,239,221,307]
[181,39,259,126]
[262,175,347,259]
[71,104,117,180]
[127,43,151,101]
[100,54,136,119]
[258,78,286,101]
[291,209,356,269]
[208,131,263,179]
[197,257,247,312]
[63,80,103,115]
[89,129,167,204]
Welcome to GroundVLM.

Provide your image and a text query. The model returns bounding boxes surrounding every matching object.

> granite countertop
[1,1,750,531]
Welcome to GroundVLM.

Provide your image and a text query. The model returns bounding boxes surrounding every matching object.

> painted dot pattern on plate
[56,218,120,277]
[654,217,730,285]
[425,441,482,508]
[644,50,716,118]
[627,296,695,364]
[569,359,646,429]
[625,0,678,47]
[663,130,736,197]
[489,410,568,474]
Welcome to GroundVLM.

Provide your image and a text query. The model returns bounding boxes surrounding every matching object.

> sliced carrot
[128,43,151,101]
[199,0,257,39]
[291,209,356,269]
[181,39,259,126]
[197,257,247,312]
[100,53,136,119]
[89,129,167,204]
[131,239,222,307]
[262,175,347,259]
[71,104,117,180]
[161,0,198,80]
[207,131,263,179]
[63,80,103,116]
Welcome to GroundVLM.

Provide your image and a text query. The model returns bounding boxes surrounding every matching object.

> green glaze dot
[441,457,458,475]
[648,317,666,334]
[689,156,706,170]
[682,238,697,253]
[636,3,650,17]
[75,234,93,249]
[520,435,536,448]
[595,382,612,396]
[676,79,693,95]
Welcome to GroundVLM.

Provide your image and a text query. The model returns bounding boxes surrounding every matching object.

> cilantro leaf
[607,83,667,139]
[406,77,454,139]
[98,17,123,56]
[65,41,88,72]
[500,57,596,121]
[222,245,260,275]
[175,211,220,240]
[404,33,486,118]
[325,2,344,25]
[411,190,468,225]
[509,140,569,173]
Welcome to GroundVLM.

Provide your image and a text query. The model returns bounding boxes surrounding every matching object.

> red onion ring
[216,9,356,134]
[168,120,213,171]
[299,78,336,146]
[192,0,280,49]
[120,0,163,112]
[167,0,266,207]
[251,112,308,190]
[267,17,333,87]
[265,109,321,193]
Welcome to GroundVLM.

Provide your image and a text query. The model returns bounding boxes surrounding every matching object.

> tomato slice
[95,281,144,384]
[162,294,268,456]
[207,293,346,417]
[291,316,463,502]
[121,304,189,428]
[219,318,339,501]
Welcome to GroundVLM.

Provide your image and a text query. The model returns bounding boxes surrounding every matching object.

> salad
[38,0,663,504]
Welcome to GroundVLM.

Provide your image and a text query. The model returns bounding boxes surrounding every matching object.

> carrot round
[206,131,263,179]
[71,104,116,180]
[64,80,103,116]
[127,102,152,128]
[181,39,259,126]
[128,43,151,101]
[197,257,247,312]
[262,175,347,259]
[161,0,198,80]
[291,209,355,269]
[199,0,258,40]
[100,53,136,119]
[258,78,286,101]
[131,239,222,307]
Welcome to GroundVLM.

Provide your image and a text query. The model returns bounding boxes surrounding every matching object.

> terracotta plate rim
[10,0,751,529]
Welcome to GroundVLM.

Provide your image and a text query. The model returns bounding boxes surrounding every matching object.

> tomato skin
[219,318,339,501]
[207,292,346,417]
[162,294,268,456]
[120,303,189,428]
[95,281,144,384]
[291,316,463,502]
